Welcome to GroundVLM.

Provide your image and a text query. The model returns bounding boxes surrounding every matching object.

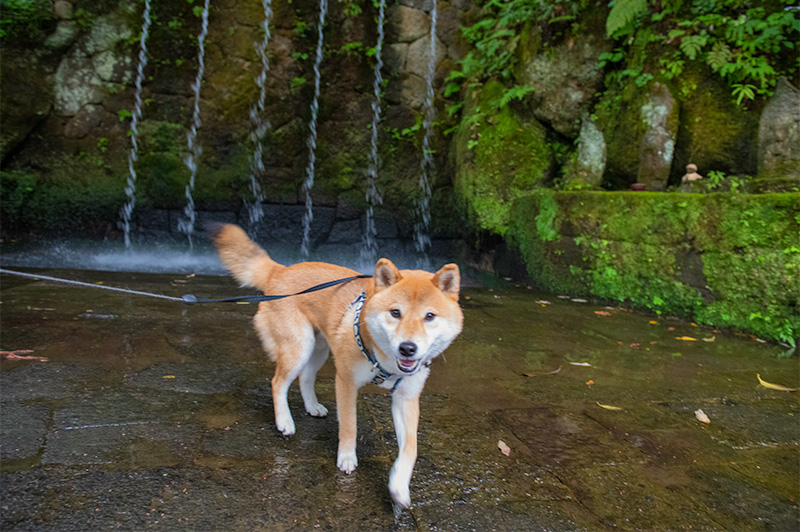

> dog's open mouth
[397,358,419,373]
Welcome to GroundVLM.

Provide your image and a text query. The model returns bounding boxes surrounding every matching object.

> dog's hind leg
[270,322,316,436]
[299,330,329,417]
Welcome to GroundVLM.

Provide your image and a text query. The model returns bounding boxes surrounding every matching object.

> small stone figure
[681,163,703,192]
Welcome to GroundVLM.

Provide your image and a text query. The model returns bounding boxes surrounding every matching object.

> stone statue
[681,163,703,192]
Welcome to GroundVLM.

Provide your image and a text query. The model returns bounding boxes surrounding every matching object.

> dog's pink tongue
[399,359,416,368]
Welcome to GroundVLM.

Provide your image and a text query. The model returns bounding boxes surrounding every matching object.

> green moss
[453,80,552,235]
[509,191,800,343]
[0,163,124,236]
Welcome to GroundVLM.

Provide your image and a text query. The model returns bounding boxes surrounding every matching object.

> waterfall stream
[178,0,211,250]
[247,0,274,230]
[119,0,152,249]
[413,0,438,269]
[300,0,329,258]
[359,0,387,265]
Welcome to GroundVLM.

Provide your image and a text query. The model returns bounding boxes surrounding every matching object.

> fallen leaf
[571,298,588,303]
[163,375,176,379]
[672,352,682,357]
[756,374,797,392]
[569,362,592,367]
[586,380,594,387]
[676,336,697,341]
[498,440,511,456]
[597,402,623,411]
[523,366,561,377]
[0,349,48,361]
[630,343,640,348]
[594,311,611,316]
[695,409,711,424]
[668,327,676,331]
[649,320,657,325]
[702,336,716,342]
[536,300,551,305]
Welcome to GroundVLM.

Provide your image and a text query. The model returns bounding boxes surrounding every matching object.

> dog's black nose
[399,341,417,357]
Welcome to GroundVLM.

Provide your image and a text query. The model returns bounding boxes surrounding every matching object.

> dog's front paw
[389,484,412,509]
[306,403,328,417]
[337,451,358,474]
[275,415,296,436]
[389,464,412,509]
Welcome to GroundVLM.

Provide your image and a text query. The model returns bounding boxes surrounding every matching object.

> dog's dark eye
[390,309,401,319]
[424,312,436,322]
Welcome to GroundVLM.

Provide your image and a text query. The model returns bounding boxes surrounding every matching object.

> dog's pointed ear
[374,258,402,292]
[432,263,460,301]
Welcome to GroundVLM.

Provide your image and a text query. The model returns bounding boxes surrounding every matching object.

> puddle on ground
[1,268,798,530]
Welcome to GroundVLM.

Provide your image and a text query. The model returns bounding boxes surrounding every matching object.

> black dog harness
[350,291,403,392]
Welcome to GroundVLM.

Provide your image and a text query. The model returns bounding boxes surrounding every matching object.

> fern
[606,0,648,37]
[679,34,707,60]
[497,85,535,109]
[706,41,733,71]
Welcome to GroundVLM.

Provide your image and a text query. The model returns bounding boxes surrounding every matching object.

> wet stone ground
[1,269,798,531]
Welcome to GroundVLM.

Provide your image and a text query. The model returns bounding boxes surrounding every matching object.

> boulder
[64,104,104,138]
[0,50,53,160]
[405,34,446,79]
[636,82,678,191]
[758,77,800,180]
[386,5,430,43]
[563,117,606,189]
[517,34,610,137]
[54,56,103,116]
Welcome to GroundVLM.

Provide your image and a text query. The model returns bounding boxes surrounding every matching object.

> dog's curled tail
[208,223,278,290]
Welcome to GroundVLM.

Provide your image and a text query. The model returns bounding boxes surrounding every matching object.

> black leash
[0,268,371,305]
[181,274,372,305]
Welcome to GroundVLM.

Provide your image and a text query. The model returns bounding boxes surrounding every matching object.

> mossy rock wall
[508,190,800,343]
[452,80,552,236]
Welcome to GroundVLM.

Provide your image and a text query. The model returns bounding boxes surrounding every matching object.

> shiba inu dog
[211,224,464,508]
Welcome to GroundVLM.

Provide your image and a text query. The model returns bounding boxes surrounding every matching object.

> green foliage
[604,0,800,104]
[338,0,363,18]
[605,0,648,37]
[0,0,54,40]
[445,0,589,138]
[293,20,310,38]
[290,76,307,94]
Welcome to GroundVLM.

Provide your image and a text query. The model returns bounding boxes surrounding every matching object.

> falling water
[300,0,329,258]
[359,0,387,264]
[178,0,211,250]
[247,0,274,230]
[413,0,438,269]
[119,0,153,249]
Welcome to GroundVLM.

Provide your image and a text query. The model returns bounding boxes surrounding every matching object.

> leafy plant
[605,0,800,104]
[290,76,307,94]
[0,0,54,40]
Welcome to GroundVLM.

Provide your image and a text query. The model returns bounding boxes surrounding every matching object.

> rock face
[671,66,758,183]
[636,82,678,191]
[453,81,552,236]
[563,117,606,189]
[517,34,610,137]
[758,77,800,180]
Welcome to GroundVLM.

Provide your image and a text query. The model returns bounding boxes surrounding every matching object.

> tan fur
[211,224,464,508]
